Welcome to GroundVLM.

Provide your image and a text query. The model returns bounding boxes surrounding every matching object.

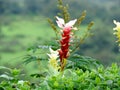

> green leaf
[0,74,13,80]
[11,68,20,76]
[68,54,101,71]
[30,72,47,78]
[0,66,11,71]
[107,80,113,85]
[95,77,101,84]
[0,87,4,90]
[23,55,46,64]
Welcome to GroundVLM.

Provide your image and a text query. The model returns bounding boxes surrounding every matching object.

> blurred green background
[0,0,120,68]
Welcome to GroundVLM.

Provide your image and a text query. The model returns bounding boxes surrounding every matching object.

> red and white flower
[56,16,77,70]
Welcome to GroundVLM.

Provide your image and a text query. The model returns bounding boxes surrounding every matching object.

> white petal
[113,27,117,30]
[56,21,64,28]
[113,20,117,24]
[56,16,65,25]
[113,20,120,26]
[49,47,54,53]
[72,27,78,30]
[56,16,65,28]
[49,47,58,54]
[47,53,58,59]
[47,53,51,58]
[65,19,77,27]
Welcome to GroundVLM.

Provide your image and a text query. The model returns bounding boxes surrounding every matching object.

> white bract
[47,47,60,71]
[47,47,59,60]
[113,20,120,31]
[56,16,77,30]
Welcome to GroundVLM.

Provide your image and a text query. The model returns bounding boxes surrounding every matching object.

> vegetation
[1,63,120,90]
[0,0,120,65]
[0,0,120,89]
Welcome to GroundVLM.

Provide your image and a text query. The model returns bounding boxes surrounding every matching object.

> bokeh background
[0,0,120,69]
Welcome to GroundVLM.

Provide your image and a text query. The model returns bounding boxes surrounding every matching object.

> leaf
[23,55,46,64]
[107,80,113,85]
[95,77,101,84]
[0,87,4,90]
[68,54,101,70]
[27,44,40,53]
[0,74,13,80]
[30,72,47,78]
[11,68,20,76]
[63,69,73,77]
[23,55,37,64]
[0,66,11,71]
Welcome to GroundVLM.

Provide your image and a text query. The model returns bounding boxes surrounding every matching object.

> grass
[0,15,55,75]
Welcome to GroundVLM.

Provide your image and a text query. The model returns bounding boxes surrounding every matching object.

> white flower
[113,20,120,31]
[56,16,77,30]
[113,20,120,46]
[47,47,59,60]
[47,47,60,71]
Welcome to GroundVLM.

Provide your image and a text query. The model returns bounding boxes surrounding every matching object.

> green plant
[38,63,120,90]
[0,66,35,90]
[1,0,120,90]
[24,0,94,71]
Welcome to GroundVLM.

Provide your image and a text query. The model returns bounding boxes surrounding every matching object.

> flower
[56,16,77,30]
[113,20,120,31]
[47,47,59,60]
[47,47,60,70]
[113,20,120,46]
[56,16,77,70]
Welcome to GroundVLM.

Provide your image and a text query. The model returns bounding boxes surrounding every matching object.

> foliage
[67,54,101,71]
[1,64,120,90]
[0,0,120,89]
[0,0,120,65]
[39,63,120,90]
[0,66,33,90]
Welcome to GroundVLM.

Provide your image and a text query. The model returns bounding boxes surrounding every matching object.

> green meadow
[1,16,49,63]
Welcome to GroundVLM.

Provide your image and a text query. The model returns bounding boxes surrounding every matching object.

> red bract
[56,16,77,70]
[59,27,71,70]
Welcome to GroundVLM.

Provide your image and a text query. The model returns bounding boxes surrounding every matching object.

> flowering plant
[0,0,120,90]
[46,0,95,72]
[113,20,120,46]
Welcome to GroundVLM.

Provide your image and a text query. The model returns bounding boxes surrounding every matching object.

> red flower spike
[56,16,77,71]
